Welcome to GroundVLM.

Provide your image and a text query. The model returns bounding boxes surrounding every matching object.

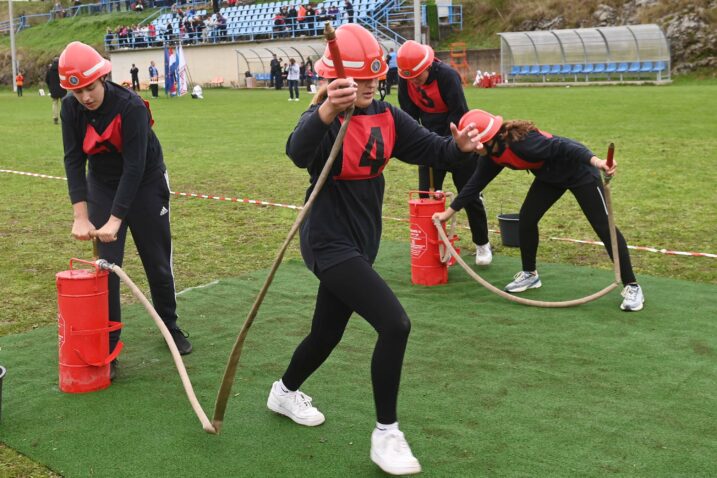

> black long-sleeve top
[450,131,599,212]
[287,100,471,273]
[398,60,468,136]
[61,81,165,220]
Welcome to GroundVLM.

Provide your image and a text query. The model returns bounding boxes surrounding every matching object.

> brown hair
[497,120,539,144]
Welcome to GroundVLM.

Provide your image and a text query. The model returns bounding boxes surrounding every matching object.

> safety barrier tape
[2,168,715,259]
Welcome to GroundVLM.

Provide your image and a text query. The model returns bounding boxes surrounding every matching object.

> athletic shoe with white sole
[504,271,542,293]
[475,242,493,266]
[370,428,422,476]
[620,283,644,311]
[267,380,325,426]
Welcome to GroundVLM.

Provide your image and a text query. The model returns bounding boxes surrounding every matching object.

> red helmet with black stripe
[314,24,388,80]
[459,109,503,143]
[58,41,112,90]
[397,40,434,79]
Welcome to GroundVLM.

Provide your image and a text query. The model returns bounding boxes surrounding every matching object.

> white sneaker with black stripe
[267,380,325,426]
[620,284,644,311]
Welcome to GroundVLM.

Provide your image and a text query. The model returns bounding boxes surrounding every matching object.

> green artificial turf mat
[0,241,716,477]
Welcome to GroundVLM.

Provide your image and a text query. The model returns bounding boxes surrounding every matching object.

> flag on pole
[164,44,188,97]
[164,44,177,96]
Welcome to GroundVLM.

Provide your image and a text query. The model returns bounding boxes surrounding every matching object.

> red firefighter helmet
[314,24,388,80]
[459,109,504,143]
[58,41,112,90]
[397,40,435,79]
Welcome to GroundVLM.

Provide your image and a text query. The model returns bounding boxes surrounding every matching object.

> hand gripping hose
[434,144,622,308]
[210,22,353,433]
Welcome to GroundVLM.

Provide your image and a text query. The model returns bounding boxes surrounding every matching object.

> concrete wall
[109,37,399,88]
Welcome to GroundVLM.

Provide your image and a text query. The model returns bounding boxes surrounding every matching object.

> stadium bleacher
[107,0,382,49]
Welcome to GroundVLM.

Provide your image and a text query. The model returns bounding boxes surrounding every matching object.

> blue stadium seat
[510,65,521,78]
[560,64,572,75]
[640,61,653,73]
[539,65,551,75]
[628,62,640,73]
[549,64,561,75]
[593,63,606,74]
[529,65,540,76]
[519,65,531,76]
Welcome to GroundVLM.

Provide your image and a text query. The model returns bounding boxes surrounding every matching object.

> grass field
[0,82,716,476]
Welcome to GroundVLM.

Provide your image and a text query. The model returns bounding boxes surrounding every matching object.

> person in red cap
[397,40,493,266]
[58,41,193,381]
[433,109,645,312]
[267,24,483,476]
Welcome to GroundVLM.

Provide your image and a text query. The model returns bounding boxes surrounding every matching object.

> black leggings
[282,256,411,424]
[519,178,636,285]
[419,162,489,245]
[88,171,178,351]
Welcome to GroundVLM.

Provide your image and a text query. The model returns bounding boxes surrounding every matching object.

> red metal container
[408,191,459,286]
[56,259,123,393]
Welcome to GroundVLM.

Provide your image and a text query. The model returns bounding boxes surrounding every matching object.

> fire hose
[434,143,622,308]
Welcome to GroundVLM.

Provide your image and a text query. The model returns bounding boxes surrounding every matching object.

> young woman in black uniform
[397,40,492,265]
[266,25,482,475]
[59,42,192,380]
[433,109,645,312]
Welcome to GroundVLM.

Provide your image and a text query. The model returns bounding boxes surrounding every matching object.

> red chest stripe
[335,111,396,181]
[83,114,123,155]
[407,80,448,114]
[492,130,553,170]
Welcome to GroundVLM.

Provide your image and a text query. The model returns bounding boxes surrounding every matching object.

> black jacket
[287,100,470,273]
[61,81,165,219]
[45,59,67,99]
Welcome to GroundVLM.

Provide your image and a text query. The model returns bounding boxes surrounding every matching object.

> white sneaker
[288,98,293,101]
[266,380,325,426]
[475,242,492,265]
[294,98,300,101]
[370,428,422,475]
[620,283,644,311]
[504,270,541,293]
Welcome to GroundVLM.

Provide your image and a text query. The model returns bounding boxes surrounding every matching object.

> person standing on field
[287,58,300,101]
[15,72,25,97]
[58,42,193,381]
[268,24,483,476]
[397,40,492,266]
[433,109,645,312]
[130,63,140,91]
[46,58,67,124]
[148,60,159,98]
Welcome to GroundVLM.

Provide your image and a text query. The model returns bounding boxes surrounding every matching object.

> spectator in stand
[148,23,157,46]
[297,4,308,34]
[344,0,354,23]
[287,58,300,102]
[124,0,131,13]
[46,58,67,124]
[164,21,173,42]
[52,1,66,19]
[105,27,115,50]
[130,64,140,91]
[215,13,227,42]
[15,71,24,97]
[134,0,145,12]
[211,0,219,14]
[327,5,339,24]
[273,10,287,38]
[203,15,215,43]
[148,60,159,98]
[287,5,298,36]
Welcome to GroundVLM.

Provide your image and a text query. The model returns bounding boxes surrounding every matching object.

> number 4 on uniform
[359,126,387,175]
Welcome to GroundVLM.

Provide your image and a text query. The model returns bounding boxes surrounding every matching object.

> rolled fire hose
[434,143,622,308]
[210,22,353,433]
